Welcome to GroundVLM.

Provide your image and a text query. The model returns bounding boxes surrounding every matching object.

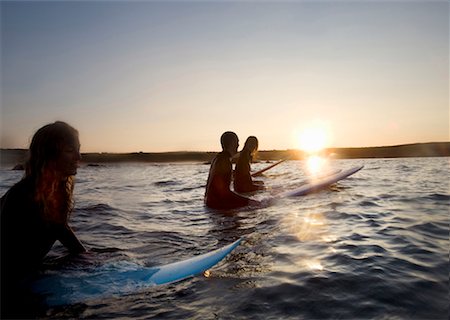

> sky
[1,1,448,153]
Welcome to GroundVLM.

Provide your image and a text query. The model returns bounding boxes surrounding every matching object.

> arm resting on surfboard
[251,159,287,177]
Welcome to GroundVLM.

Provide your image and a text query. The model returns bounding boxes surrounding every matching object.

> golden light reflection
[283,211,335,273]
[306,155,326,175]
[203,270,211,278]
[288,212,327,242]
[322,235,338,243]
[305,260,324,271]
[303,215,325,226]
[328,247,337,254]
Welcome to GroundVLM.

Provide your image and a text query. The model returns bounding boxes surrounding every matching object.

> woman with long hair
[234,136,265,193]
[1,121,86,318]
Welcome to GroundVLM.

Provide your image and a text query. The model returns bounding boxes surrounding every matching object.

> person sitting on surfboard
[234,136,265,193]
[1,121,86,318]
[205,131,259,209]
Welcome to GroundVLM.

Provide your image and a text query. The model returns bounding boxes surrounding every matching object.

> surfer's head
[243,136,258,154]
[220,131,239,156]
[25,121,81,224]
[27,121,81,179]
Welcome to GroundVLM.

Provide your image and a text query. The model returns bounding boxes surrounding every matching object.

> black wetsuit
[205,151,250,209]
[1,177,83,318]
[234,150,264,193]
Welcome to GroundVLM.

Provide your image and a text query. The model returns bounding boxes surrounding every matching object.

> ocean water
[0,158,448,319]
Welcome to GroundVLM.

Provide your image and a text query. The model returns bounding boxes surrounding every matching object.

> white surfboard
[33,238,242,306]
[278,165,363,198]
[251,159,287,177]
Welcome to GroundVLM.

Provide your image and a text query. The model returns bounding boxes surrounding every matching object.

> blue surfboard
[33,238,242,306]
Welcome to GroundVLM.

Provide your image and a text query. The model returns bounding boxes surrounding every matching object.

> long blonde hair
[25,121,78,224]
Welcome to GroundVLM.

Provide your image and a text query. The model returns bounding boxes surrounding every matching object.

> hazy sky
[1,1,448,153]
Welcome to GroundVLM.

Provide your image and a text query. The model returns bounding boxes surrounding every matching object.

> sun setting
[297,123,332,154]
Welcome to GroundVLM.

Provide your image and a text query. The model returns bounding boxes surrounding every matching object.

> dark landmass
[80,151,216,164]
[1,142,449,168]
[325,142,450,159]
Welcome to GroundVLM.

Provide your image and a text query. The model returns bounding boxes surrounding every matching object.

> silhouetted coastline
[1,142,449,168]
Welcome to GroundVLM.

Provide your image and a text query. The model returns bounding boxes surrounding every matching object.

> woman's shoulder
[237,150,252,162]
[1,177,33,207]
[5,177,32,193]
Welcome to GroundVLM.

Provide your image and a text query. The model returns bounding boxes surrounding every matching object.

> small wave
[154,180,180,187]
[422,193,450,201]
[359,200,381,207]
[396,164,413,172]
[78,203,117,213]
[335,243,387,257]
[345,232,370,241]
[90,247,122,254]
[408,222,448,240]
[175,185,203,192]
[80,221,134,237]
[397,244,440,265]
[378,193,397,200]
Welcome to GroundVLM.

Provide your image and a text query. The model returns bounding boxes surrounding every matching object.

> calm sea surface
[0,158,448,319]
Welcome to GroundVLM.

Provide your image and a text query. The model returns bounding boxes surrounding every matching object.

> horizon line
[1,141,449,154]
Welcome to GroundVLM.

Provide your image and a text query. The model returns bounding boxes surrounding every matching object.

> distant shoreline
[1,142,449,167]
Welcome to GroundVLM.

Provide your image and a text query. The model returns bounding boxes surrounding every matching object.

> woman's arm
[58,224,86,254]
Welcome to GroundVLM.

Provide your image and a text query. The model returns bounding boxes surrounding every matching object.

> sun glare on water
[306,155,326,175]
[296,122,332,174]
